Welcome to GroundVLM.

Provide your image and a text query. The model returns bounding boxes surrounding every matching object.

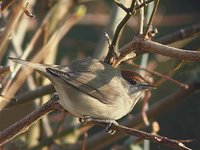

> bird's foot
[79,116,118,135]
[105,121,118,135]
[79,115,92,124]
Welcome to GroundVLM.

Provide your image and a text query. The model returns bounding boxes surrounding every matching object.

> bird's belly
[55,84,131,120]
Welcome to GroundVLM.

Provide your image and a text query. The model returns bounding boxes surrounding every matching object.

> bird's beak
[138,83,156,90]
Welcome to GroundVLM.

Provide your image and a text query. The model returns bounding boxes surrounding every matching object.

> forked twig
[104,0,154,64]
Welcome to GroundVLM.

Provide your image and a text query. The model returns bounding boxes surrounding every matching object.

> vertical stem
[144,0,159,37]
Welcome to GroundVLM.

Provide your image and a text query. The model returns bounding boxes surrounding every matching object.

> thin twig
[144,0,160,38]
[23,2,35,18]
[135,0,154,10]
[0,0,24,62]
[0,11,84,111]
[104,0,154,64]
[30,123,93,150]
[4,84,55,109]
[137,0,144,34]
[81,132,88,150]
[114,0,130,14]
[128,62,189,89]
[104,0,136,64]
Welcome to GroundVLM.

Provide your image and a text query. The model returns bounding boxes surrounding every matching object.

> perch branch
[92,122,191,150]
[2,82,199,149]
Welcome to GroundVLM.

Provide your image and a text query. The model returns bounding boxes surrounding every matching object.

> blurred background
[0,0,200,150]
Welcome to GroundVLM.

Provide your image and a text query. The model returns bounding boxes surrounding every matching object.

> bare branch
[104,0,154,65]
[104,0,136,64]
[128,62,189,89]
[0,94,61,146]
[114,0,130,14]
[140,39,200,61]
[92,122,191,150]
[0,0,24,62]
[157,22,200,44]
[144,0,160,38]
[135,0,154,10]
[114,36,200,66]
[2,82,200,149]
[5,84,55,109]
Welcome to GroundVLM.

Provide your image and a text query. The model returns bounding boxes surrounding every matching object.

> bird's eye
[127,79,136,85]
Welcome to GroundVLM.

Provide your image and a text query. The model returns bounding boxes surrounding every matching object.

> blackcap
[9,57,154,127]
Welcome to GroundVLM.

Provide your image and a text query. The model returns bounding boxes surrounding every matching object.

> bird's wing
[46,67,111,104]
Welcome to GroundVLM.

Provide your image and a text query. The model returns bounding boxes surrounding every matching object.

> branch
[104,0,136,64]
[7,82,199,150]
[5,84,55,109]
[0,10,85,111]
[140,39,200,61]
[114,36,200,66]
[93,122,191,150]
[157,22,200,44]
[127,62,189,89]
[144,0,160,37]
[0,94,61,146]
[0,0,24,62]
[104,0,154,64]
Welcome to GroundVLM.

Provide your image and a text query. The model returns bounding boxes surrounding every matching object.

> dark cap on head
[121,70,155,90]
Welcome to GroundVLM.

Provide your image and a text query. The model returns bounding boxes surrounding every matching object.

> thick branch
[0,94,61,146]
[115,36,200,66]
[140,39,200,61]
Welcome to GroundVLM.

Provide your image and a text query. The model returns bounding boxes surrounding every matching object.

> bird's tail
[8,57,47,73]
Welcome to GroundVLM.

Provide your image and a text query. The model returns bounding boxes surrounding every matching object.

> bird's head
[121,70,155,93]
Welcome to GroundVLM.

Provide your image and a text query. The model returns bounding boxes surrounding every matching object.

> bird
[9,57,154,132]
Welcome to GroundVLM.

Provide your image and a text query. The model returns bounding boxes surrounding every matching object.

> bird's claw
[79,116,92,124]
[106,123,116,135]
[79,116,118,135]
